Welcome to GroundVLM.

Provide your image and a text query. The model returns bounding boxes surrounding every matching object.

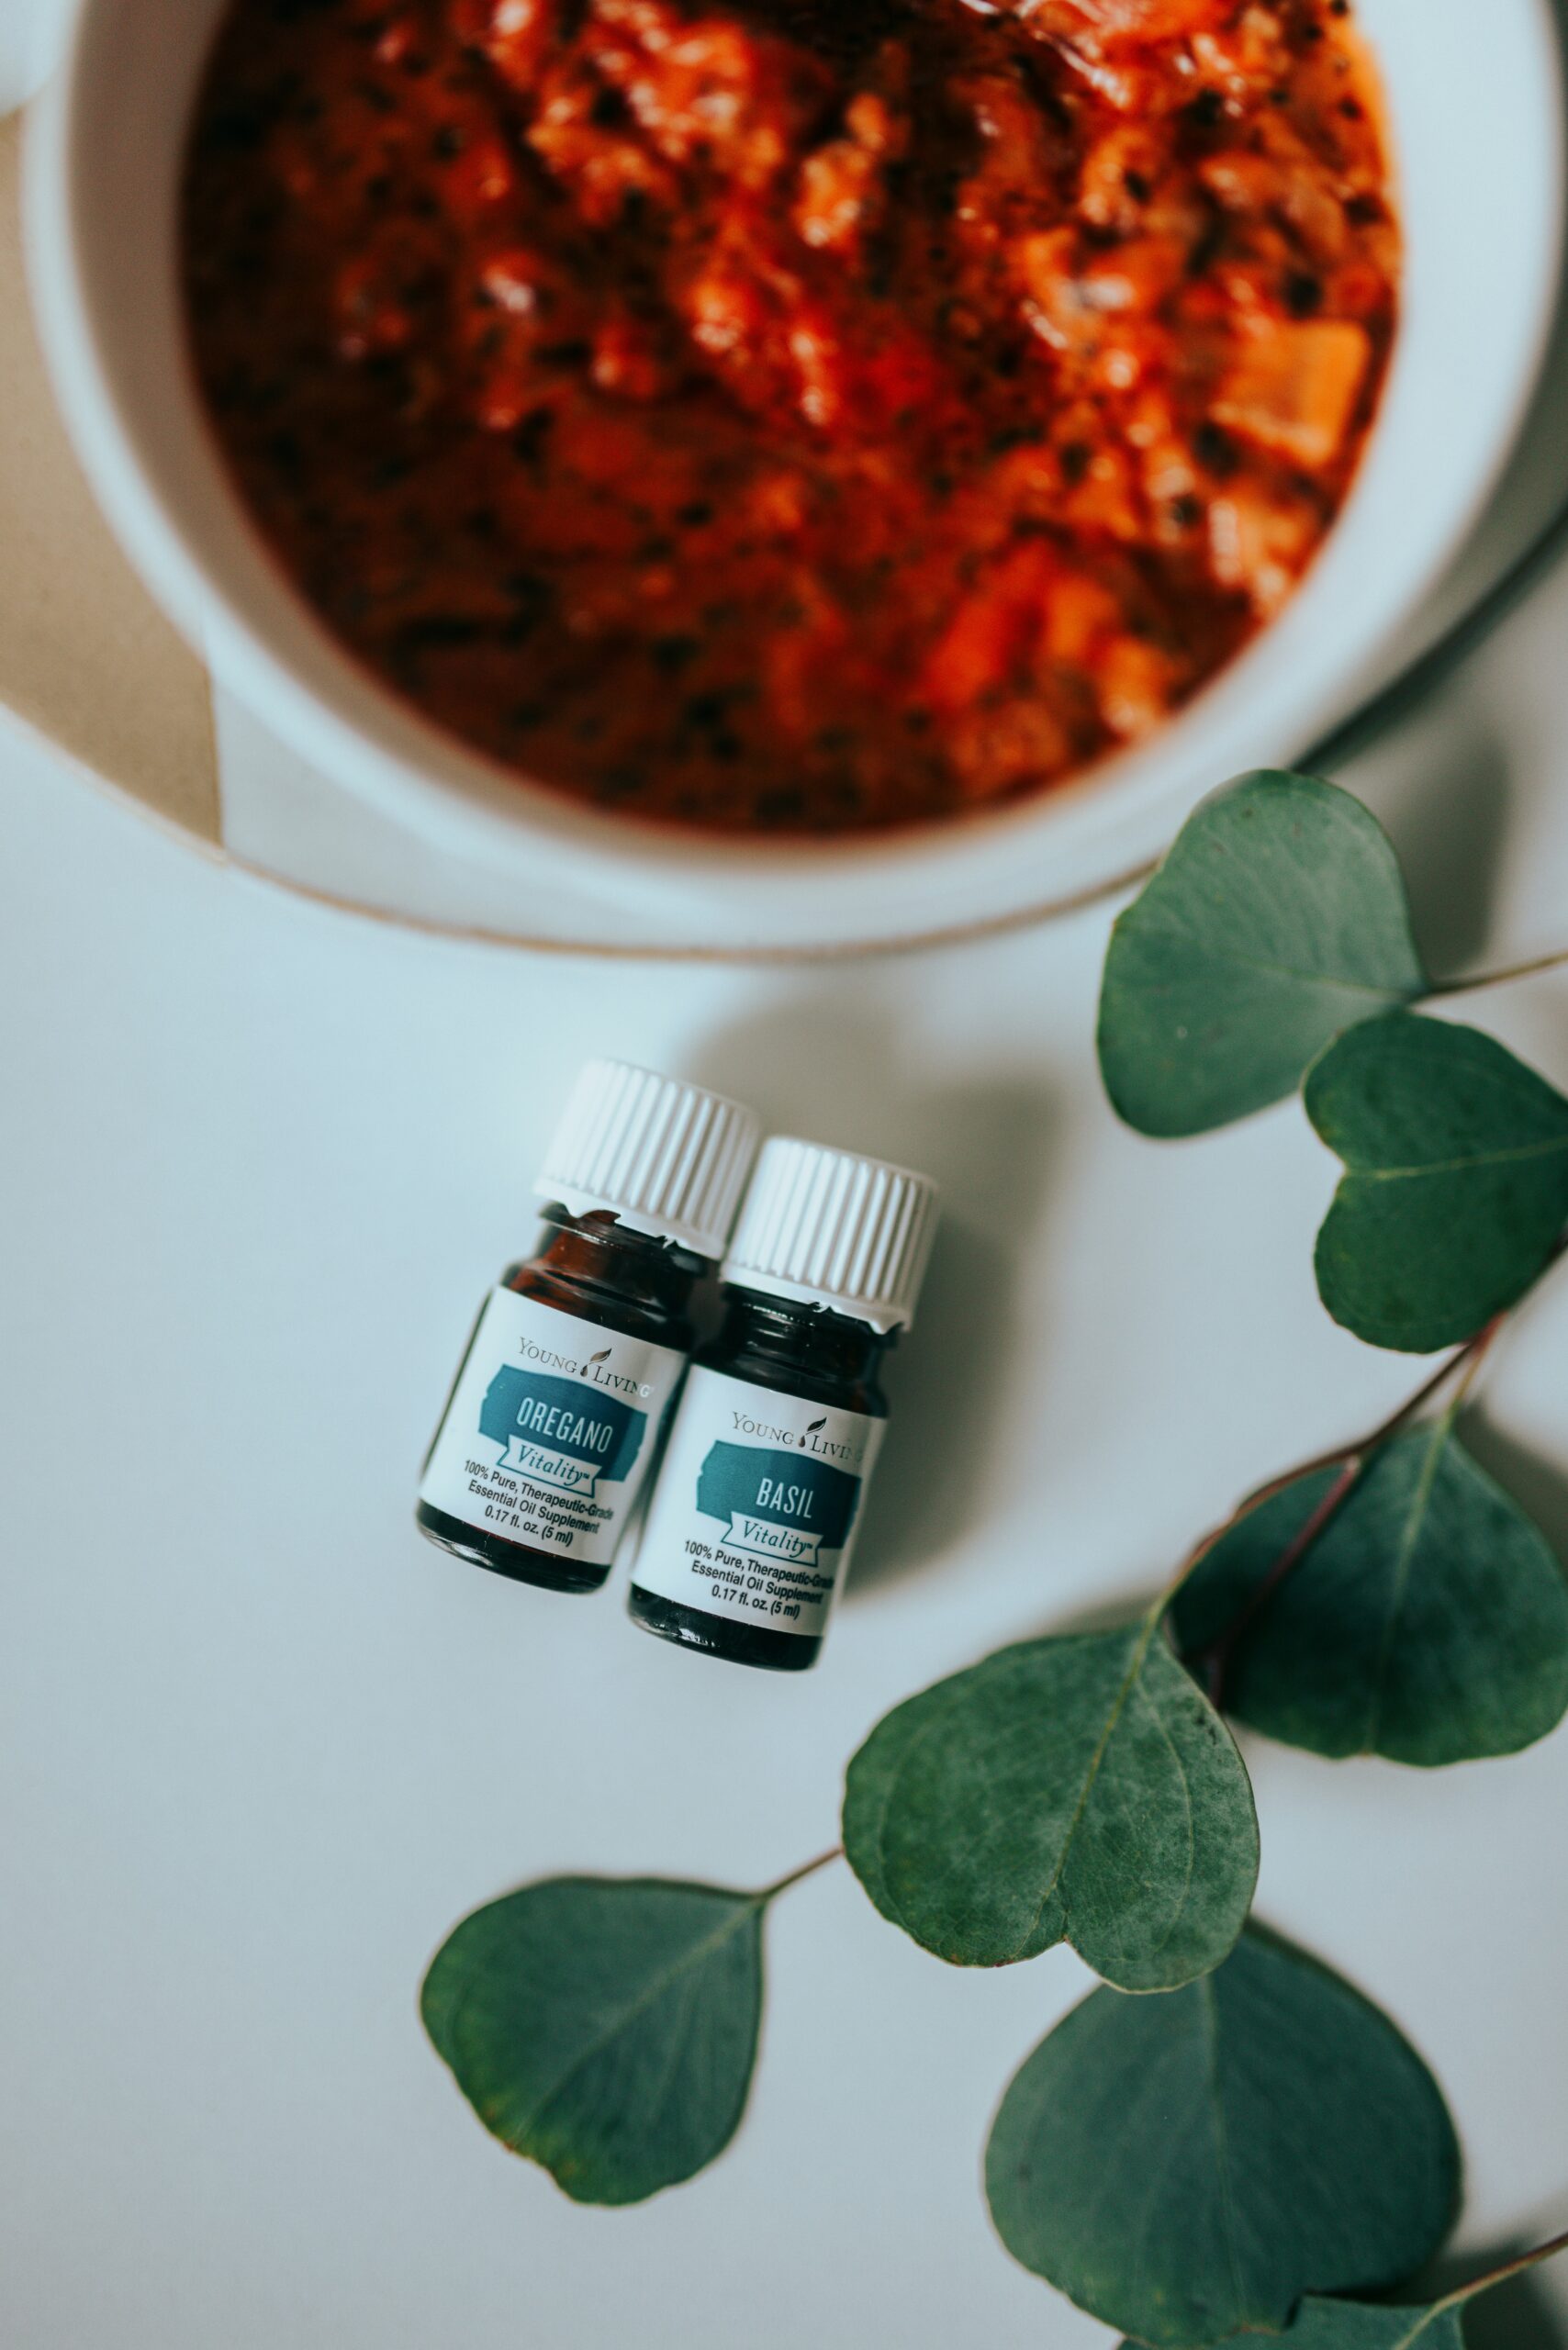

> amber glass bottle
[417,1061,758,1596]
[628,1139,939,1671]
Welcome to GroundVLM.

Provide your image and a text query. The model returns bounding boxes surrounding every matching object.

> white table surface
[7,554,1568,2346]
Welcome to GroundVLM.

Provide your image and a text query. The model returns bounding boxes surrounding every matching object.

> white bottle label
[419,1289,688,1570]
[632,1367,884,1638]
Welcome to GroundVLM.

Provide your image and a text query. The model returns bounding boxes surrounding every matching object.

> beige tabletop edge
[0,114,222,847]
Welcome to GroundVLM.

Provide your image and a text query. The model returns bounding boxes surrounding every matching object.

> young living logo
[517,1334,654,1400]
[729,1406,865,1467]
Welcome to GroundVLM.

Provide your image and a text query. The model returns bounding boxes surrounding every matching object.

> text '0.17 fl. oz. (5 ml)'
[416,1059,760,1595]
[628,1138,940,1671]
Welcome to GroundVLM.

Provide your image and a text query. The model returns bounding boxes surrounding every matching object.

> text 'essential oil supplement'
[629,1138,939,1671]
[418,1060,759,1595]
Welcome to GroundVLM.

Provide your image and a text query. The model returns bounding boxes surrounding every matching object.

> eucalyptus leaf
[1172,1426,1568,1765]
[1098,770,1427,1138]
[1308,1013,1568,1352]
[844,1620,1257,1989]
[986,1925,1461,2346]
[422,1875,764,2204]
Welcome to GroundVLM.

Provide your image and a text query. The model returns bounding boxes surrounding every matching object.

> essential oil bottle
[628,1139,939,1671]
[418,1060,759,1595]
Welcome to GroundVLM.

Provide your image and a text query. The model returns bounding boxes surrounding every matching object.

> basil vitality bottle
[418,1061,759,1595]
[628,1139,939,1670]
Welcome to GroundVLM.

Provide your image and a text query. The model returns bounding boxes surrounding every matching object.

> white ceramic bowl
[24,0,1565,951]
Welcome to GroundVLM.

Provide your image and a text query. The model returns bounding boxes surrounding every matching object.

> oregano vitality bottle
[417,1061,759,1595]
[628,1139,940,1671]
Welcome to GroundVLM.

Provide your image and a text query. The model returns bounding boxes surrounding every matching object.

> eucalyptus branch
[1241,1312,1505,1511]
[1171,1312,1508,1704]
[759,1846,843,1901]
[1432,2225,1568,2314]
[1191,1459,1363,1708]
[1431,945,1568,997]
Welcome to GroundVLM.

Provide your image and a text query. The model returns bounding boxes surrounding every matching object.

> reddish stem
[1199,1457,1365,1708]
[1431,945,1568,996]
[1436,2225,1568,2313]
[760,1847,843,1902]
[1173,1314,1507,1703]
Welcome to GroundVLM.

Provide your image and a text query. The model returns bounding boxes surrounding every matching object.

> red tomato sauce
[182,0,1398,834]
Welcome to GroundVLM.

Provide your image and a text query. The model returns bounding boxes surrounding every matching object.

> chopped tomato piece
[1097,635,1182,739]
[1037,0,1228,40]
[1212,319,1372,471]
[1209,481,1322,615]
[924,542,1058,715]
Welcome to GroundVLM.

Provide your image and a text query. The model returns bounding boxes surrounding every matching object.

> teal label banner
[695,1441,862,1568]
[479,1369,646,1499]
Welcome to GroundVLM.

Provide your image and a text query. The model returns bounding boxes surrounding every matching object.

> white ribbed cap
[722,1139,940,1332]
[534,1060,760,1260]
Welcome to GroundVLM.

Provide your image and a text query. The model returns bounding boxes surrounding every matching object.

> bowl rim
[22,0,1568,949]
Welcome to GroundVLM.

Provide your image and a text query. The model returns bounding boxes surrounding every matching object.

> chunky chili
[183,0,1398,834]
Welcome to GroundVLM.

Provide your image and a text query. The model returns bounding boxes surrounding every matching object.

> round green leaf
[422,1875,764,2204]
[1098,770,1427,1138]
[1307,1013,1568,1353]
[1173,1426,1568,1765]
[987,1926,1461,2346]
[844,1622,1258,1990]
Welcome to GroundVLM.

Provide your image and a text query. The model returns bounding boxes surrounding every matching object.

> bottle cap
[534,1060,760,1260]
[722,1138,940,1333]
